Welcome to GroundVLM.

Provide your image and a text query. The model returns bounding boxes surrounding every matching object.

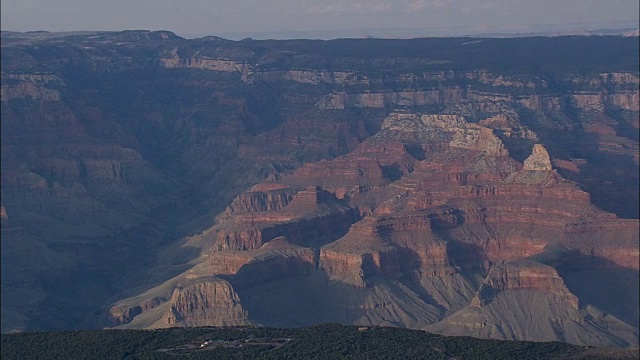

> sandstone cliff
[163,278,252,327]
[1,33,637,346]
[522,144,553,171]
[115,110,637,346]
[471,260,578,308]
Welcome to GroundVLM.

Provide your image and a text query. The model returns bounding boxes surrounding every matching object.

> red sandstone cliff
[115,111,637,344]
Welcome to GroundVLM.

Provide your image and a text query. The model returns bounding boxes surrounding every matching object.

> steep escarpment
[213,187,360,251]
[1,32,637,344]
[471,260,579,308]
[427,259,638,347]
[113,110,638,347]
[162,278,252,327]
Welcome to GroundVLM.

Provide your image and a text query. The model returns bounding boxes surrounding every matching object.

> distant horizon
[187,19,640,40]
[2,19,638,41]
[2,0,638,39]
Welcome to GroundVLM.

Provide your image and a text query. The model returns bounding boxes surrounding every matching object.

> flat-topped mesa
[160,49,252,73]
[286,186,323,208]
[208,250,255,274]
[214,210,356,251]
[207,237,315,281]
[353,142,417,175]
[214,191,358,251]
[221,186,326,220]
[523,144,553,171]
[285,158,387,188]
[227,188,296,214]
[471,260,579,309]
[318,213,457,287]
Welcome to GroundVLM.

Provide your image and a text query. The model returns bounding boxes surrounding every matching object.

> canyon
[1,30,638,347]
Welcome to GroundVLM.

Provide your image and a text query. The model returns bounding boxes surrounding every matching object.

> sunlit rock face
[114,110,637,347]
[1,32,637,347]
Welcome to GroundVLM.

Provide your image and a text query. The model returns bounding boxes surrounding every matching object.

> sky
[1,0,638,38]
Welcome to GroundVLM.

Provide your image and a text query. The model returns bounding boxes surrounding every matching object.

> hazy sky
[1,0,638,36]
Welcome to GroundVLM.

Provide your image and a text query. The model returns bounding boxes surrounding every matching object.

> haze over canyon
[1,30,638,348]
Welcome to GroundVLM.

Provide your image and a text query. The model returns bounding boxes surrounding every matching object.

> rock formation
[470,260,578,308]
[163,278,251,327]
[1,32,637,347]
[523,144,553,171]
[112,111,638,347]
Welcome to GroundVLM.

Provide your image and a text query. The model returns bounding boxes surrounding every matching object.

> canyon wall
[1,32,637,346]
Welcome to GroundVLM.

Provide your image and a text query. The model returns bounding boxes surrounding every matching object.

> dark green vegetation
[249,36,640,74]
[3,323,635,360]
[5,31,638,74]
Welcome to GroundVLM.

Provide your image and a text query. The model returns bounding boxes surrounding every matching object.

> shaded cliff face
[113,110,638,347]
[1,31,638,343]
[163,278,252,327]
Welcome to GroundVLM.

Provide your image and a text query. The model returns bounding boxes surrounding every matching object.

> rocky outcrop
[319,248,400,288]
[608,91,640,111]
[318,216,400,287]
[160,49,251,73]
[215,208,358,250]
[163,278,251,327]
[232,238,317,286]
[208,250,254,274]
[380,113,509,156]
[478,114,539,142]
[227,189,295,213]
[571,93,606,113]
[0,205,7,227]
[472,260,578,308]
[208,237,316,277]
[522,144,553,171]
[214,187,359,250]
[448,123,508,156]
[109,297,166,326]
[0,73,64,102]
[2,33,637,345]
[248,69,369,86]
[110,103,636,345]
[316,88,465,109]
[208,110,635,298]
[0,81,61,101]
[285,159,387,188]
[318,213,458,287]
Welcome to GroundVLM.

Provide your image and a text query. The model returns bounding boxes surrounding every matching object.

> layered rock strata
[2,33,637,344]
[163,278,251,327]
[114,111,638,347]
